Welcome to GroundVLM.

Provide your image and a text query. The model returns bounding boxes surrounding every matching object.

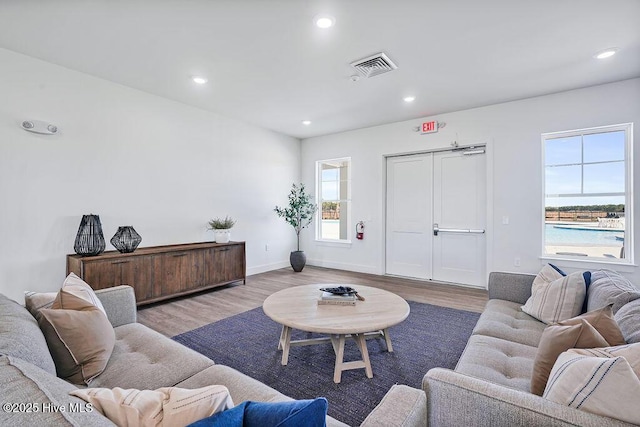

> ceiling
[1,1,639,139]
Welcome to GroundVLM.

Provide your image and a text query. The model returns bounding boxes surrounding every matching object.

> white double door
[385,149,486,286]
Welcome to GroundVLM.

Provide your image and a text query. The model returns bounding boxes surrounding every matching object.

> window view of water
[545,224,623,246]
[543,125,629,260]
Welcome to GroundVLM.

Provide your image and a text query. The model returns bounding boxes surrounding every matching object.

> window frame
[541,123,633,264]
[315,157,352,244]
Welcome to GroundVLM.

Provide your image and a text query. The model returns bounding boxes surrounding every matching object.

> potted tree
[274,183,317,272]
[208,216,236,243]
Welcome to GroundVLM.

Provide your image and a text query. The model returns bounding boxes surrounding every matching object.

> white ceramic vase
[214,229,231,243]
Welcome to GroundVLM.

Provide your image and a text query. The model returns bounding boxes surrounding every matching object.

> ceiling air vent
[350,52,398,78]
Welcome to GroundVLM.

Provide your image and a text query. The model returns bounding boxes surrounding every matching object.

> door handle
[434,223,485,236]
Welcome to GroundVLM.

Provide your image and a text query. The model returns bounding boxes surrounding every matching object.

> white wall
[0,48,300,303]
[301,78,640,287]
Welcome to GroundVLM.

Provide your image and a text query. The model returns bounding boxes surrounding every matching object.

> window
[543,123,632,262]
[316,158,351,241]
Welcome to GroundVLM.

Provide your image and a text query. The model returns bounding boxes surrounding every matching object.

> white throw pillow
[57,273,107,315]
[24,272,106,320]
[70,385,234,427]
[543,343,640,425]
[522,265,586,324]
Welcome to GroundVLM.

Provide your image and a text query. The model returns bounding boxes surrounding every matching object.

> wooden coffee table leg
[333,334,346,383]
[354,334,373,378]
[278,325,285,350]
[382,328,394,352]
[280,325,292,365]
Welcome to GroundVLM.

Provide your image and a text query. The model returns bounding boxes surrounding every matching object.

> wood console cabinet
[66,241,246,305]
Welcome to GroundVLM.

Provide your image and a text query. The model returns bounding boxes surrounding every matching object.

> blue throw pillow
[581,271,592,313]
[549,263,566,276]
[245,398,328,427]
[188,398,328,427]
[189,403,244,427]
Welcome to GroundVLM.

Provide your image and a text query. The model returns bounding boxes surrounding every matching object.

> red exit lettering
[421,121,438,134]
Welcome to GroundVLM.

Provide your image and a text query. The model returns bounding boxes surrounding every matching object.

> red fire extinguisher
[356,221,365,240]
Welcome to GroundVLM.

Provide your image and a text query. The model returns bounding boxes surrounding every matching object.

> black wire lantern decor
[73,214,106,256]
[110,226,142,253]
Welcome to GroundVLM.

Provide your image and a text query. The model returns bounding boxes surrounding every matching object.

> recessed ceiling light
[314,15,335,29]
[302,120,312,126]
[191,76,208,85]
[594,48,618,59]
[403,96,416,103]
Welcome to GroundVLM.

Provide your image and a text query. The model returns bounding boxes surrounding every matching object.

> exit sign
[421,121,438,134]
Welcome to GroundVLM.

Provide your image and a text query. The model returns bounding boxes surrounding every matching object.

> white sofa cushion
[71,385,233,427]
[544,344,640,424]
[616,298,640,344]
[587,269,640,313]
[522,267,586,324]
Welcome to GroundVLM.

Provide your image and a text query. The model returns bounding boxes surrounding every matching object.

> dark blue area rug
[173,301,479,426]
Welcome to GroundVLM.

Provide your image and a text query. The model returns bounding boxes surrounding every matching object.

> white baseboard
[248,259,381,277]
[306,259,380,275]
[247,261,290,276]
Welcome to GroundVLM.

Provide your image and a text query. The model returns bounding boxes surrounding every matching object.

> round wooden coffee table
[263,284,410,383]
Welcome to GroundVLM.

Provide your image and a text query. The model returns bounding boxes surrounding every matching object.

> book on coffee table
[318,291,356,306]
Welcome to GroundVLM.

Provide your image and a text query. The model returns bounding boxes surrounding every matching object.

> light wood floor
[137,266,488,337]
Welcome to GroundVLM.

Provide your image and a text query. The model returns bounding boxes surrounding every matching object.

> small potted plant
[208,216,236,243]
[274,183,317,272]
